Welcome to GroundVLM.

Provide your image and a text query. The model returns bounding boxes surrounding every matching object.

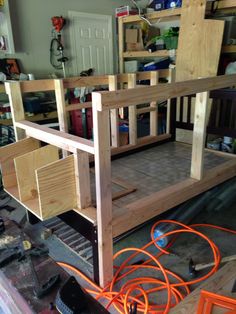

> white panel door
[68,11,113,76]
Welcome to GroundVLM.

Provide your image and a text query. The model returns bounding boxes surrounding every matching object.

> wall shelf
[222,45,236,54]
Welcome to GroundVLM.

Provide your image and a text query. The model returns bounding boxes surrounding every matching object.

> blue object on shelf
[165,0,182,9]
[119,124,129,132]
[143,58,171,71]
[153,0,166,10]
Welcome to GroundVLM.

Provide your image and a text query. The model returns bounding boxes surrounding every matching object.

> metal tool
[0,217,5,235]
[28,254,60,299]
[129,302,137,314]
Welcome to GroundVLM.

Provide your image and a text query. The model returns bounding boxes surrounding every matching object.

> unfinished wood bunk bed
[0,71,236,287]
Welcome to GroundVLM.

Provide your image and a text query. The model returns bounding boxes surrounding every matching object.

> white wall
[2,0,128,78]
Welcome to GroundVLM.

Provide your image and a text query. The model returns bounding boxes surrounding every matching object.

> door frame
[68,11,114,75]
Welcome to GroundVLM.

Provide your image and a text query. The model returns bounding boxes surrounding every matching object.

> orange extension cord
[57,220,236,314]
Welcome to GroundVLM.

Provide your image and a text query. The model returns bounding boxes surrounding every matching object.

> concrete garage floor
[0,179,236,313]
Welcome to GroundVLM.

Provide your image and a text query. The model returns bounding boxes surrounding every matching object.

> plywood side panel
[14,145,59,202]
[0,138,40,188]
[176,0,224,82]
[36,155,77,219]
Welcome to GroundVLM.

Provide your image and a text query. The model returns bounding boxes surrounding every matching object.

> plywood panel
[36,155,77,219]
[0,138,40,188]
[14,145,59,202]
[176,0,224,82]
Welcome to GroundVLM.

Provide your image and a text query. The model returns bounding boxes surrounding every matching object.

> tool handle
[195,254,236,271]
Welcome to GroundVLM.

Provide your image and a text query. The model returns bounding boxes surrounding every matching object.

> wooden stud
[109,75,119,147]
[191,92,209,180]
[15,121,94,154]
[128,73,137,145]
[118,17,124,74]
[54,79,69,157]
[92,93,113,287]
[74,149,91,209]
[150,71,159,136]
[5,82,26,141]
[167,68,176,134]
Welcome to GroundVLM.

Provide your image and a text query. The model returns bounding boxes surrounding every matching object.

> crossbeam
[15,120,94,154]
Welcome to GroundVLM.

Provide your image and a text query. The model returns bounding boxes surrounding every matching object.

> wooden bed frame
[0,71,236,287]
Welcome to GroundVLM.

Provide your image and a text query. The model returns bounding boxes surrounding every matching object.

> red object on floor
[197,290,236,314]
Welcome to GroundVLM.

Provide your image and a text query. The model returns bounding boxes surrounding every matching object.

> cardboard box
[115,6,138,18]
[125,29,144,51]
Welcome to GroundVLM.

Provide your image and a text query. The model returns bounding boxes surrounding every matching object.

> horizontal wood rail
[94,74,236,111]
[15,120,95,154]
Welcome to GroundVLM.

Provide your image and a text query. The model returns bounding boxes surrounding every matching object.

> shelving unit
[118,8,181,73]
[0,0,15,53]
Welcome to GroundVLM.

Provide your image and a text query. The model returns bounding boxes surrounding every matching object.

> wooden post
[92,93,113,287]
[191,91,209,180]
[150,71,159,136]
[109,75,119,147]
[128,73,137,145]
[5,82,25,141]
[54,79,69,157]
[166,68,176,134]
[118,17,124,74]
[74,149,91,209]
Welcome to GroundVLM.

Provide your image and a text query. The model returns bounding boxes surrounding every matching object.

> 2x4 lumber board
[5,82,26,140]
[94,74,236,111]
[123,50,170,58]
[117,70,169,83]
[19,80,54,93]
[73,207,97,225]
[150,71,159,136]
[36,155,77,220]
[169,261,236,313]
[191,92,209,180]
[121,7,181,23]
[136,107,156,115]
[15,120,94,154]
[14,145,59,202]
[63,76,109,89]
[0,138,40,188]
[128,73,137,145]
[92,98,113,287]
[109,75,119,148]
[167,68,176,133]
[111,134,171,156]
[54,79,69,158]
[216,0,236,9]
[112,159,236,237]
[74,150,91,209]
[65,102,92,112]
[118,17,124,73]
[205,148,236,158]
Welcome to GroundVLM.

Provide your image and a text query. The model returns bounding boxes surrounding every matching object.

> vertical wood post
[128,73,137,145]
[150,71,159,136]
[5,82,26,141]
[74,149,91,209]
[191,91,209,180]
[92,93,113,287]
[118,17,124,74]
[166,68,176,134]
[54,79,69,157]
[109,75,119,147]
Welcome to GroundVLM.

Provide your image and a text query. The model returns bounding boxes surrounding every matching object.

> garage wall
[1,0,128,78]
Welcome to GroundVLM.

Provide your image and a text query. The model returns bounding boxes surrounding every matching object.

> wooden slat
[167,68,176,133]
[112,159,236,237]
[92,94,113,287]
[20,80,54,93]
[36,155,77,220]
[123,50,169,58]
[109,75,119,148]
[169,261,236,313]
[137,107,156,115]
[0,138,40,189]
[15,120,94,154]
[128,73,137,145]
[63,75,109,89]
[94,74,236,111]
[191,92,209,180]
[150,71,159,136]
[65,102,92,112]
[5,82,26,140]
[74,150,91,209]
[118,17,124,73]
[14,145,59,202]
[54,79,69,158]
